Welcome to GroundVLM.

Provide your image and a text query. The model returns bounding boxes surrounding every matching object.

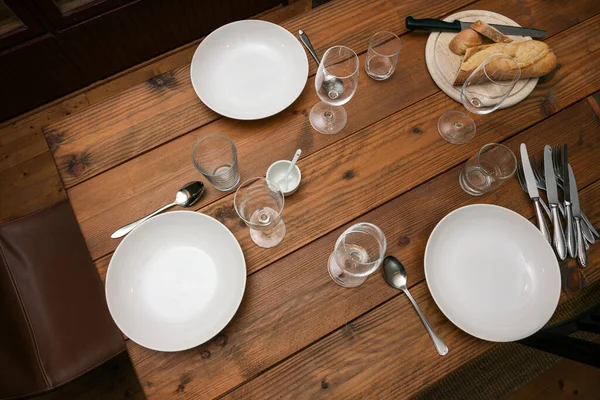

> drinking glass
[365,31,402,80]
[328,222,387,288]
[310,45,359,135]
[192,134,240,191]
[460,143,517,196]
[438,54,521,144]
[234,177,286,248]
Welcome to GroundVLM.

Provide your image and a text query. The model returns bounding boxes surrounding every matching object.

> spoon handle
[402,288,449,356]
[111,202,177,239]
[298,30,321,65]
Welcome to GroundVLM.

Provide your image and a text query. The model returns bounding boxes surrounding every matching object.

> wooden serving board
[425,10,538,109]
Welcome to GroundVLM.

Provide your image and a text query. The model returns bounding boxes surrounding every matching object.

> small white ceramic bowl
[266,160,301,196]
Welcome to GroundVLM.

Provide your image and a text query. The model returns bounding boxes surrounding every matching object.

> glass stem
[324,105,334,127]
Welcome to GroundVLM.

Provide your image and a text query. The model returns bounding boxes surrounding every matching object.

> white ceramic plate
[191,20,309,120]
[106,211,246,352]
[424,10,538,109]
[425,204,560,342]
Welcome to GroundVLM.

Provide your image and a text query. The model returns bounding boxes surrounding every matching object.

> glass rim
[322,45,359,79]
[368,31,402,57]
[233,177,285,226]
[482,53,521,86]
[339,222,387,264]
[191,134,238,177]
[476,142,517,178]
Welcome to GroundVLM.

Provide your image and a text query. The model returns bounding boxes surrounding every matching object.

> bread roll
[470,20,513,43]
[452,40,557,85]
[449,28,483,55]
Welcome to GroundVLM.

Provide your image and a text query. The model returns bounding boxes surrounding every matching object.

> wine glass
[234,177,286,248]
[310,45,359,135]
[438,54,521,144]
[328,222,387,288]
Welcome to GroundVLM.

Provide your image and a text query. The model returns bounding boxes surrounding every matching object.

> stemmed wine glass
[328,222,387,288]
[310,45,359,135]
[234,177,286,248]
[438,54,521,144]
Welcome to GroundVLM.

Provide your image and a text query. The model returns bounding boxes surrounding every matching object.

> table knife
[562,145,577,258]
[568,165,587,268]
[544,145,566,260]
[405,16,546,38]
[520,144,551,243]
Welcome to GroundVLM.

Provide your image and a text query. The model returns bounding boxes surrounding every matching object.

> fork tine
[530,155,542,182]
[552,145,562,177]
[516,161,527,191]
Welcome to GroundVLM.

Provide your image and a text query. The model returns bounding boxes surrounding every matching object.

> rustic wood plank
[0,94,89,173]
[44,0,480,188]
[0,152,66,224]
[80,12,600,266]
[125,96,600,399]
[223,181,600,400]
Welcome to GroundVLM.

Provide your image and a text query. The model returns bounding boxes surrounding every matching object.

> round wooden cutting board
[425,10,538,109]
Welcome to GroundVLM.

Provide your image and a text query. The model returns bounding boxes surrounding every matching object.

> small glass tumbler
[192,134,240,191]
[460,143,517,196]
[328,222,387,288]
[365,31,402,81]
[234,177,286,248]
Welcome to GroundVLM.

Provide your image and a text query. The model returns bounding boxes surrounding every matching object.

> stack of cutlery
[518,144,598,267]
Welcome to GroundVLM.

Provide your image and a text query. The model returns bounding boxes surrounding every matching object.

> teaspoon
[298,30,345,98]
[111,181,204,239]
[383,255,449,356]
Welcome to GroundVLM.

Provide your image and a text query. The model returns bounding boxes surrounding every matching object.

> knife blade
[562,145,576,258]
[520,144,550,243]
[569,164,587,267]
[544,145,566,260]
[405,17,546,38]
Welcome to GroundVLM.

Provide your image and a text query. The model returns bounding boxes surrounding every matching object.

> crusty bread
[449,28,484,55]
[452,40,557,85]
[470,20,513,43]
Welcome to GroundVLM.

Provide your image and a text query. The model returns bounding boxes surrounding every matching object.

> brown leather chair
[0,200,125,399]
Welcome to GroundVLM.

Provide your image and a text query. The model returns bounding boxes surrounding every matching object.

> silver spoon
[298,30,345,98]
[111,181,204,239]
[383,255,449,356]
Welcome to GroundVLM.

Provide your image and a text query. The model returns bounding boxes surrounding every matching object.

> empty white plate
[425,204,560,342]
[191,20,309,120]
[105,211,246,351]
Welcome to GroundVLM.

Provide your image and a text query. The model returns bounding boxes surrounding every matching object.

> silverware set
[518,144,598,267]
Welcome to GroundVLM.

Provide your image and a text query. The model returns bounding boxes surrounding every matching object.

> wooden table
[41,0,600,397]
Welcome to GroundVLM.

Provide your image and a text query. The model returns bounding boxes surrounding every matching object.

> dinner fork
[531,154,595,244]
[548,146,599,239]
[517,160,552,219]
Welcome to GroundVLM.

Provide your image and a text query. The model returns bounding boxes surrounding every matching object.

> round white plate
[106,211,246,352]
[191,20,309,120]
[425,204,560,342]
[424,10,538,109]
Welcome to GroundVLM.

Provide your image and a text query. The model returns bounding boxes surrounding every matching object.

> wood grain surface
[23,0,600,398]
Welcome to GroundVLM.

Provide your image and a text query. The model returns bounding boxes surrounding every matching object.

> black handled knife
[405,16,546,38]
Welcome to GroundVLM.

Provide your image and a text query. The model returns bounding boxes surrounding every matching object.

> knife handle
[405,17,461,32]
[575,217,587,267]
[565,203,576,258]
[534,199,551,244]
[551,205,566,260]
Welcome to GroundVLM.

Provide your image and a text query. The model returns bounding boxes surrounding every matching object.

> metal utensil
[111,181,204,239]
[561,145,577,258]
[298,30,344,96]
[517,161,552,219]
[520,144,551,243]
[405,16,546,38]
[543,145,566,260]
[383,255,449,356]
[568,165,587,268]
[531,155,595,244]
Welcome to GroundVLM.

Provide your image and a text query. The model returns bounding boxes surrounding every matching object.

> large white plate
[425,204,560,342]
[106,211,246,352]
[191,20,309,120]
[424,10,538,109]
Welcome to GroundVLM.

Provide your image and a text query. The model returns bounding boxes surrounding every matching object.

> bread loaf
[452,40,556,85]
[449,29,484,55]
[470,20,513,43]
